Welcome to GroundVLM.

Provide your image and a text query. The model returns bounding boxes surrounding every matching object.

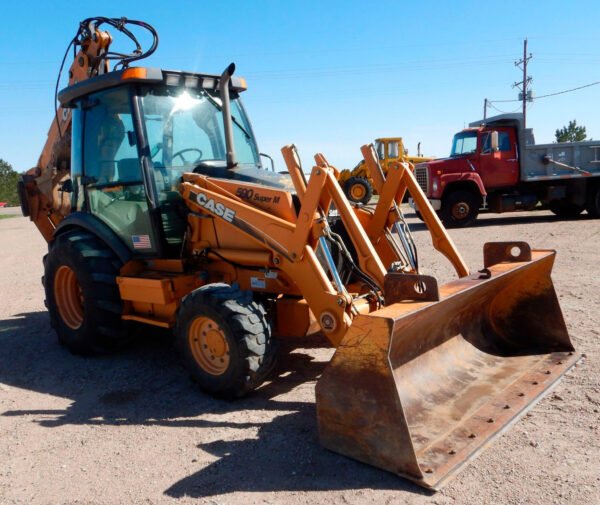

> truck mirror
[490,131,499,151]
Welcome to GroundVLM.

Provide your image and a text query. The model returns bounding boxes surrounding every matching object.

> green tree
[555,120,587,142]
[0,159,20,206]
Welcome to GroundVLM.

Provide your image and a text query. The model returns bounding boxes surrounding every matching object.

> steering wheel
[172,148,203,165]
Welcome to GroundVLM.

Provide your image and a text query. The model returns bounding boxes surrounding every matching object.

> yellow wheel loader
[338,137,433,204]
[19,17,579,489]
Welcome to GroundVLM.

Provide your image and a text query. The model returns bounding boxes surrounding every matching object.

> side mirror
[259,152,275,171]
[60,179,74,193]
[127,130,137,147]
[490,131,499,152]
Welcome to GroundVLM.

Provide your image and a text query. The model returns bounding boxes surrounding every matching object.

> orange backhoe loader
[18,17,579,489]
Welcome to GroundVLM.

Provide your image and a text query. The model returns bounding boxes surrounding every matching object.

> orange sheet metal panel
[117,276,174,305]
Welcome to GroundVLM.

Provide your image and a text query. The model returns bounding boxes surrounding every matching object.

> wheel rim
[451,201,470,220]
[188,316,230,376]
[54,265,84,330]
[350,183,366,200]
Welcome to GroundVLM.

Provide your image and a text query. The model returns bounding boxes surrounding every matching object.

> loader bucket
[316,244,578,489]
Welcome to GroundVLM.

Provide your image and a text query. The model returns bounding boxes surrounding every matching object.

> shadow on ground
[0,312,427,497]
[406,210,594,231]
[163,408,427,499]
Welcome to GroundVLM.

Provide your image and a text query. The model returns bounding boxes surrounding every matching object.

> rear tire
[344,177,373,205]
[440,190,480,228]
[586,185,600,218]
[44,229,126,355]
[175,283,277,398]
[549,200,584,218]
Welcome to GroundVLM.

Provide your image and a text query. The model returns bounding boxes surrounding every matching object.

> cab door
[78,87,159,255]
[478,128,519,188]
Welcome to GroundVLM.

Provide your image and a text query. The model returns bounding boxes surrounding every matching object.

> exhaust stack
[219,63,237,169]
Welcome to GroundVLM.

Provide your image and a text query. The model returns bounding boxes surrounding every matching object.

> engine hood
[419,155,475,174]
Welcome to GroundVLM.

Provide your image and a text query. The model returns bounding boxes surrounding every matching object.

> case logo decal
[191,191,236,223]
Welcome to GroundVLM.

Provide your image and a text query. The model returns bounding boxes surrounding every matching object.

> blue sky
[1,0,599,172]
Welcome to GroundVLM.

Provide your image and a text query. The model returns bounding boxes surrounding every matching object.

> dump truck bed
[522,140,600,182]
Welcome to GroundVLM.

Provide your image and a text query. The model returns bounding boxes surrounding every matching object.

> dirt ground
[0,205,598,505]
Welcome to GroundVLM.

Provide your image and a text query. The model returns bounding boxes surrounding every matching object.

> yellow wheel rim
[188,316,230,376]
[54,265,84,330]
[350,183,366,200]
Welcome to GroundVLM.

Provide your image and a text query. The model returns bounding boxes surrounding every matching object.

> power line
[488,79,600,105]
[488,102,522,115]
[486,38,599,118]
[534,80,600,99]
[488,97,522,103]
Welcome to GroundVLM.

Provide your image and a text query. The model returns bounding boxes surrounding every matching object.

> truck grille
[414,164,429,193]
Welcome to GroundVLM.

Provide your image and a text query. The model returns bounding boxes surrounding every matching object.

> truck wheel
[586,185,600,218]
[440,190,480,228]
[175,284,277,398]
[549,201,584,218]
[44,229,126,355]
[344,177,373,205]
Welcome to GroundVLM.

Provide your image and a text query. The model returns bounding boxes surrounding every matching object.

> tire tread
[175,284,277,398]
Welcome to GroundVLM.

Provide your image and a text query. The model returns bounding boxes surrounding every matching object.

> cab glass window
[83,88,141,184]
[388,142,399,158]
[81,87,157,255]
[481,131,512,153]
[375,141,385,160]
[450,131,478,156]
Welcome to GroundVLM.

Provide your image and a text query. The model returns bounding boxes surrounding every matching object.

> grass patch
[0,214,17,220]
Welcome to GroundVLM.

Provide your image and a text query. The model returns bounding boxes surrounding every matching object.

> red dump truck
[411,113,600,227]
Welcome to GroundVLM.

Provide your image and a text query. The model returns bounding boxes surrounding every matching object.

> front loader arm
[180,174,353,346]
[359,144,469,278]
[281,146,386,287]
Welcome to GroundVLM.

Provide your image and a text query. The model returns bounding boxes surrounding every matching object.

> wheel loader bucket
[316,243,578,489]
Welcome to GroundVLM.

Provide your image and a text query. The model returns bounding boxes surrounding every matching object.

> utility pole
[513,38,533,127]
[483,98,488,123]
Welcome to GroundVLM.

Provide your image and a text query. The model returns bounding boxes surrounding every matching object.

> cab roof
[58,67,247,107]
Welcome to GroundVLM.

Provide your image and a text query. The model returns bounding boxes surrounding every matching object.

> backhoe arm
[20,21,114,241]
[20,17,158,242]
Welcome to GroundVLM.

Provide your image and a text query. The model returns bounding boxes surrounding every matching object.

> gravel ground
[0,207,598,505]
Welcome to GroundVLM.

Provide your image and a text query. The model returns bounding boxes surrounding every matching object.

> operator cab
[60,67,291,258]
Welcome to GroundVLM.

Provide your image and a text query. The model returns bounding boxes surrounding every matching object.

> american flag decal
[132,234,152,249]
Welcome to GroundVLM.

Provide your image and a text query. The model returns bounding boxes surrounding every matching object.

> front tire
[440,190,480,228]
[175,284,277,398]
[344,177,373,205]
[44,229,126,355]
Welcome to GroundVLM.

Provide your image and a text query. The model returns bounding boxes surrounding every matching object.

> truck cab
[449,126,519,188]
[413,114,542,227]
[414,112,600,226]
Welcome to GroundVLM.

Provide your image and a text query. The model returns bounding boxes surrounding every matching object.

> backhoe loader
[18,17,578,489]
